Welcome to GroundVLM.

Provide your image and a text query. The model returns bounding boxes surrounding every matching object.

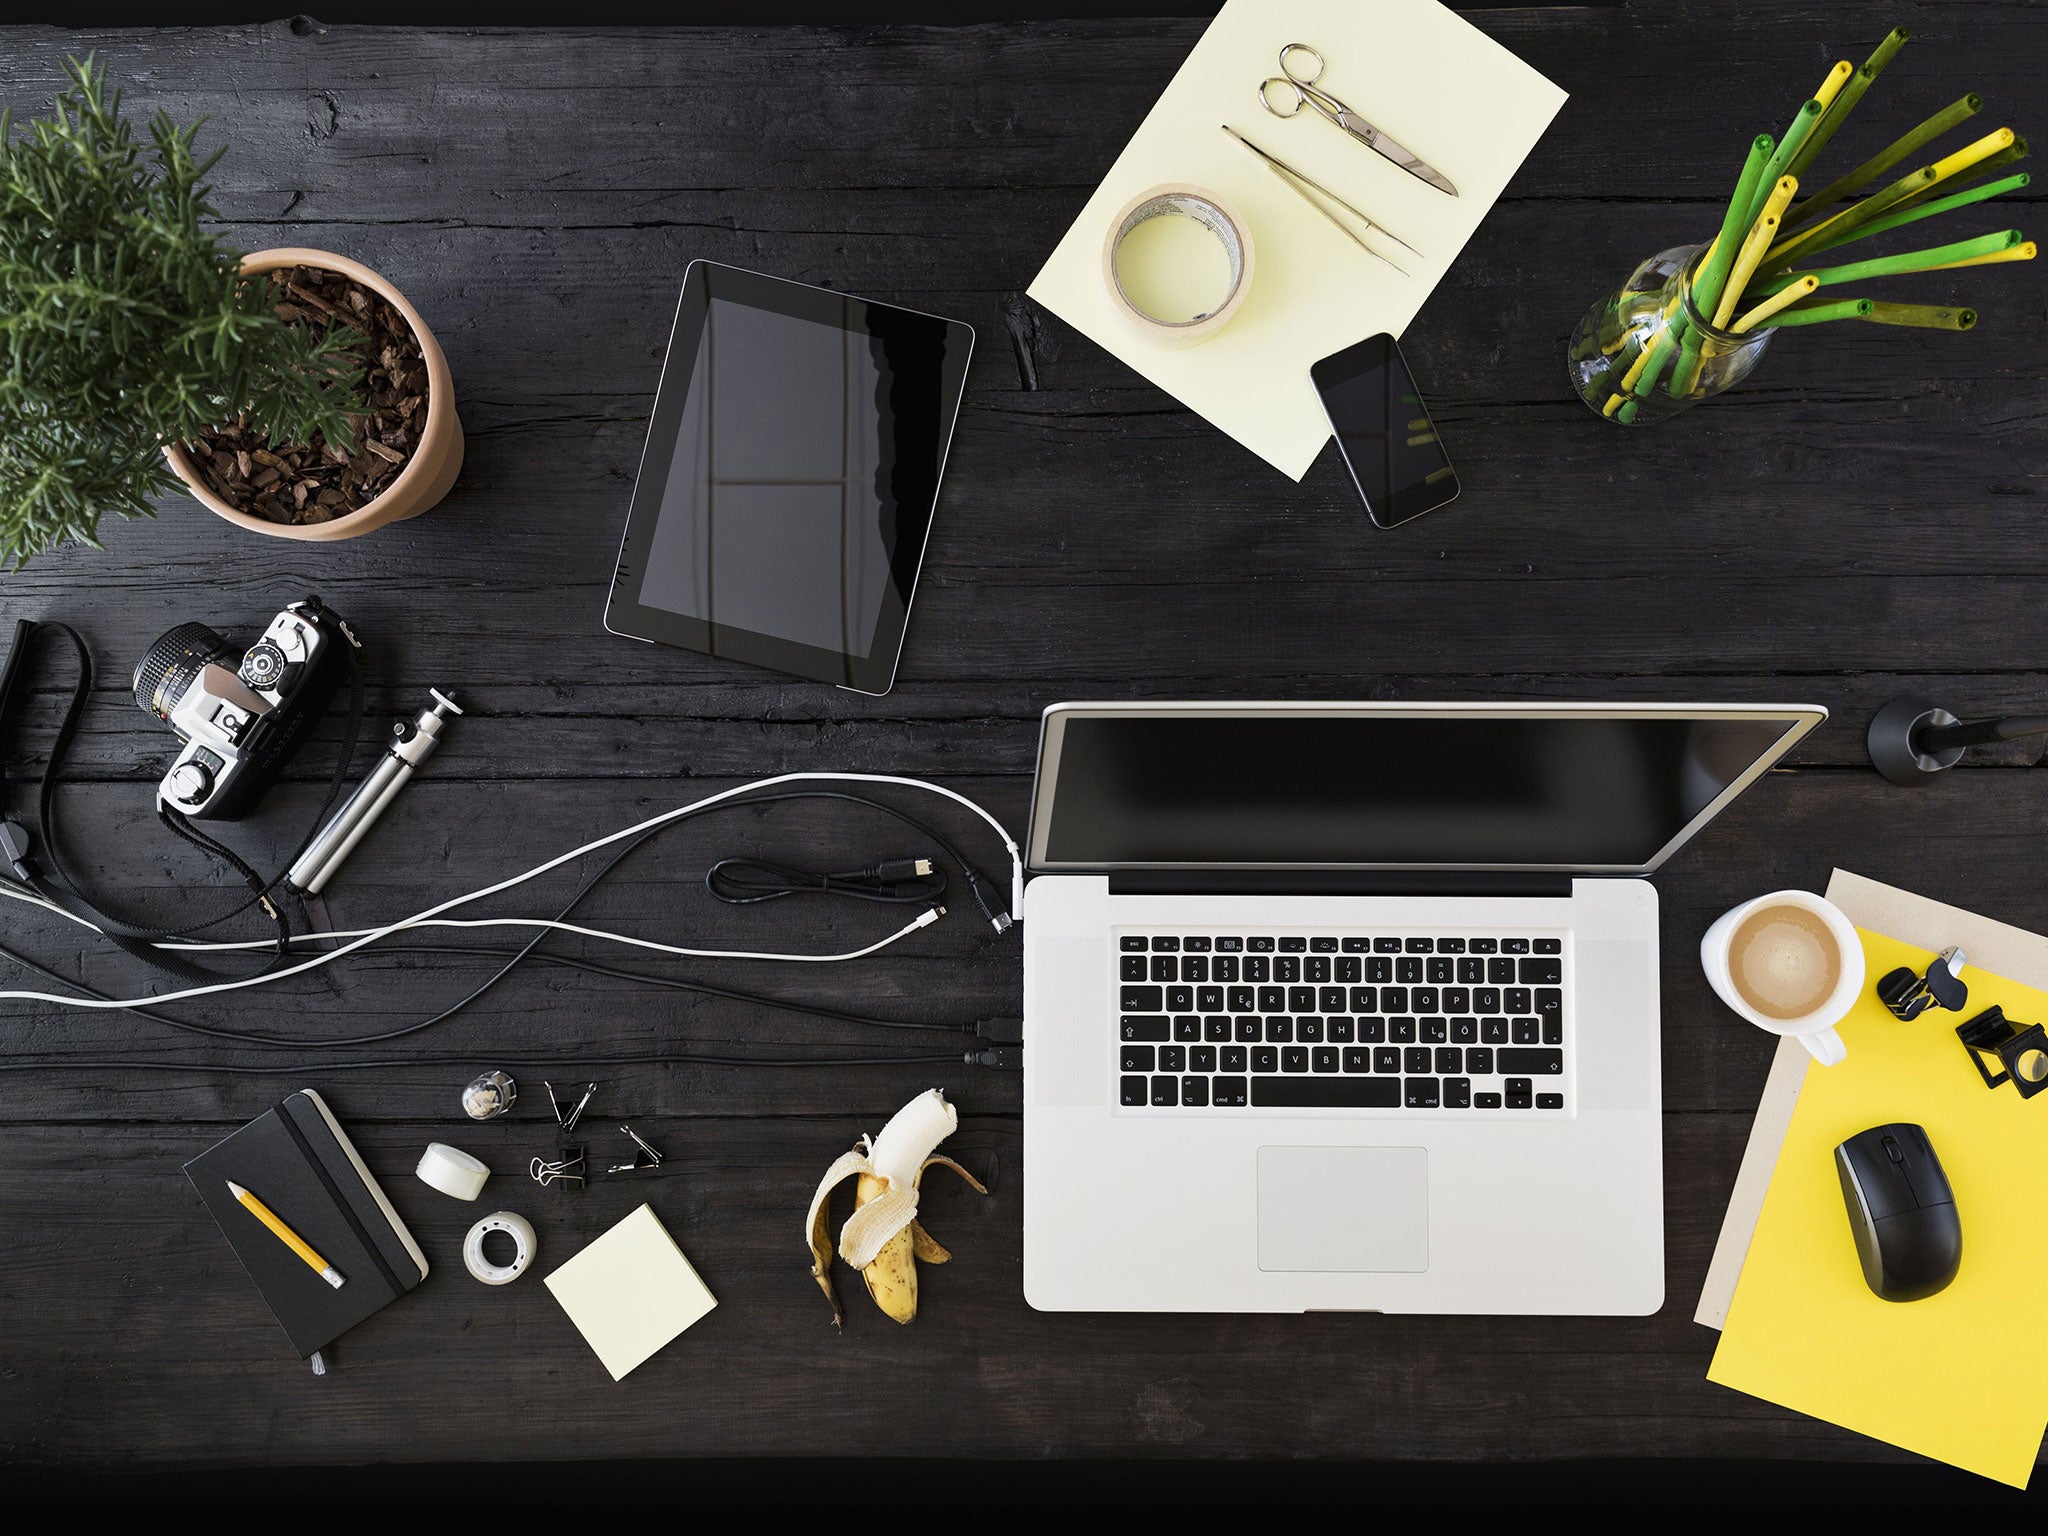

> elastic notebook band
[276,1098,405,1300]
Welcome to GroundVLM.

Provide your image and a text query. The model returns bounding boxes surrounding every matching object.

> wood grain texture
[1,2,2045,1472]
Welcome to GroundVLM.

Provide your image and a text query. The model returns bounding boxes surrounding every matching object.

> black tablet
[604,261,974,695]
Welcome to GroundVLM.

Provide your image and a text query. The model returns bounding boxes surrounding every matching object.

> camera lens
[133,623,236,721]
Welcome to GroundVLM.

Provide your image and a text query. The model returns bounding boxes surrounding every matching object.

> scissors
[1258,43,1459,197]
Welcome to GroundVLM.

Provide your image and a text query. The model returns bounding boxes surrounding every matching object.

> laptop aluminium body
[1021,701,1825,1315]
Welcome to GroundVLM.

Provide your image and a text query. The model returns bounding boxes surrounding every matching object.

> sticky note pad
[544,1203,717,1381]
[1027,0,1566,478]
[1708,930,2048,1487]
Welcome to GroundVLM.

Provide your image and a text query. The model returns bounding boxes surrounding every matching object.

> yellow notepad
[1708,929,2048,1487]
[544,1203,718,1381]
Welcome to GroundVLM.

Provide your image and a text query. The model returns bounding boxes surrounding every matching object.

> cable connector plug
[870,857,935,882]
[914,905,946,930]
[966,1046,1023,1070]
[977,1016,1024,1044]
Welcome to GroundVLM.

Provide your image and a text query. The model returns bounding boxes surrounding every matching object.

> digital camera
[133,597,356,820]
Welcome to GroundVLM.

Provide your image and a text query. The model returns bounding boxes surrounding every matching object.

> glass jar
[1568,243,1776,425]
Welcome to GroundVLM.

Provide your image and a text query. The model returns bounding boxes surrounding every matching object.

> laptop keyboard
[1114,931,1570,1117]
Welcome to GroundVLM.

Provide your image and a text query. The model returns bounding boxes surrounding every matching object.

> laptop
[1020,701,1825,1315]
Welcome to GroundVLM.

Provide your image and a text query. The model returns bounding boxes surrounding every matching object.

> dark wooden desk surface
[3,2,2045,1479]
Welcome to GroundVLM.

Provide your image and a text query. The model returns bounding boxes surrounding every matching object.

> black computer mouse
[1834,1122,1962,1303]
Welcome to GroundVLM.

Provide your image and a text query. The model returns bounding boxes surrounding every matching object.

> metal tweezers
[1222,124,1419,277]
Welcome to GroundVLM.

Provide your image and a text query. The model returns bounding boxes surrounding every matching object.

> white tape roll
[464,1210,536,1285]
[416,1141,490,1201]
[1100,183,1255,348]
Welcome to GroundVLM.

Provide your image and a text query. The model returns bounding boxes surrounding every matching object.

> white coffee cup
[1700,889,1865,1066]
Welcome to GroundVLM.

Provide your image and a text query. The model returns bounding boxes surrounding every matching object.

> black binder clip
[1955,1006,2048,1097]
[530,1145,587,1186]
[1875,946,1968,1021]
[547,1080,596,1136]
[606,1124,665,1175]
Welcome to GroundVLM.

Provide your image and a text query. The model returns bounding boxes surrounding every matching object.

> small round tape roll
[416,1141,490,1201]
[464,1210,536,1286]
[1101,183,1255,348]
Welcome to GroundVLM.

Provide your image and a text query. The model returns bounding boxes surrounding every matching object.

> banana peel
[806,1088,987,1327]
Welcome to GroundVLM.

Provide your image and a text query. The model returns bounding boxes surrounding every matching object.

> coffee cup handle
[1799,1026,1848,1067]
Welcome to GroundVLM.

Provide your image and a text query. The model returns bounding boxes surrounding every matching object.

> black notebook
[185,1089,428,1358]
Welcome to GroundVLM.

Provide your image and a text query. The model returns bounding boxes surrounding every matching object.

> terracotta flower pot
[163,247,464,540]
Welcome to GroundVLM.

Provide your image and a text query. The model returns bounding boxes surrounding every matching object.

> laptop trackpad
[1257,1146,1429,1272]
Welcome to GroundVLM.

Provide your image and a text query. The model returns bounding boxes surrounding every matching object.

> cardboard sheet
[1705,892,2048,1487]
[1026,0,1566,478]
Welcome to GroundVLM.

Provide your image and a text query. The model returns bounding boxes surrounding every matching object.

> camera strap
[0,618,367,981]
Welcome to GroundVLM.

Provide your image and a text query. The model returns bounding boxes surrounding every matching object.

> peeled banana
[806,1088,987,1326]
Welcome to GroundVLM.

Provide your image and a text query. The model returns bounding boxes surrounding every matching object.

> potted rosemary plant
[0,57,463,566]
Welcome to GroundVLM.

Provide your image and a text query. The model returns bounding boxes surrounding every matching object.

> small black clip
[1875,946,1968,1021]
[1956,1005,2048,1098]
[606,1124,665,1175]
[546,1080,596,1136]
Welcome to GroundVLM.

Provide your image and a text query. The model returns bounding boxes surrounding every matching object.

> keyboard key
[1151,1076,1178,1107]
[1305,957,1331,983]
[1341,937,1370,952]
[1360,1017,1386,1043]
[1183,955,1209,983]
[1349,987,1376,1013]
[1151,936,1179,952]
[1389,1018,1415,1044]
[1505,987,1531,1014]
[1253,1046,1279,1073]
[1328,1016,1354,1042]
[1487,958,1515,984]
[1120,1076,1147,1106]
[1205,1016,1231,1042]
[1412,987,1439,1013]
[1466,1046,1494,1075]
[1196,986,1223,1012]
[1257,986,1284,1012]
[1451,1017,1477,1044]
[1475,1092,1502,1109]
[1213,1076,1249,1106]
[1499,1048,1563,1075]
[1281,1047,1309,1073]
[1150,955,1176,982]
[1475,988,1501,1013]
[1183,936,1212,953]
[1190,1046,1217,1072]
[1534,987,1562,1020]
[1426,957,1453,984]
[1247,936,1275,953]
[1405,937,1434,953]
[1336,956,1361,984]
[1297,1017,1324,1043]
[1403,1045,1431,1074]
[1159,1045,1186,1072]
[1235,1017,1261,1042]
[1374,937,1402,953]
[1481,1019,1508,1044]
[1404,1077,1440,1108]
[1505,1077,1533,1109]
[1228,986,1255,1012]
[1121,985,1163,1011]
[1457,957,1484,984]
[1435,1046,1462,1074]
[1213,955,1239,983]
[1534,938,1561,954]
[1373,1046,1400,1073]
[1310,936,1338,952]
[1215,936,1245,953]
[1181,1076,1209,1108]
[1221,1046,1248,1071]
[1318,986,1345,1013]
[1519,957,1562,985]
[1120,955,1147,981]
[1121,1045,1155,1072]
[1443,987,1470,1012]
[1381,987,1409,1012]
[1275,957,1301,983]
[1312,1047,1339,1073]
[1245,957,1271,983]
[1543,1018,1562,1045]
[1537,1092,1564,1110]
[1265,1018,1293,1043]
[1502,937,1530,954]
[1471,938,1498,954]
[1120,936,1147,952]
[1166,985,1193,1012]
[1438,938,1467,954]
[1278,936,1307,953]
[1343,1047,1371,1073]
[1366,956,1393,984]
[1397,957,1423,983]
[1122,1015,1170,1042]
[1445,1076,1471,1108]
[1288,986,1316,1012]
[1421,1017,1447,1043]
[1252,1076,1401,1108]
[1512,1018,1539,1045]
[1175,1017,1202,1042]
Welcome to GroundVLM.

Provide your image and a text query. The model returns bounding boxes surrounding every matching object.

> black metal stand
[1867,696,2048,786]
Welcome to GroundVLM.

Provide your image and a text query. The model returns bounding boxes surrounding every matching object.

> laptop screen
[1029,706,1820,874]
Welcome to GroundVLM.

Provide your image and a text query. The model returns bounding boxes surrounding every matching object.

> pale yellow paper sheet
[1707,928,2048,1487]
[1026,0,1566,478]
[544,1202,718,1381]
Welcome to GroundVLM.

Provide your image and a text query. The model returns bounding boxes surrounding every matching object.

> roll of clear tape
[416,1141,490,1201]
[1100,183,1256,348]
[464,1210,536,1285]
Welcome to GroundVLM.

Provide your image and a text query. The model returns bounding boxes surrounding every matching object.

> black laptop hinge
[1107,870,1576,899]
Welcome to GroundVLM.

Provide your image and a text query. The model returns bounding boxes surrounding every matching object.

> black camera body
[133,597,356,820]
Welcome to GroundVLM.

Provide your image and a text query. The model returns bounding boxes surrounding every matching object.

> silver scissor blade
[1337,111,1458,197]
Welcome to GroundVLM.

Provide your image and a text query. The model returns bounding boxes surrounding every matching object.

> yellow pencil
[1922,240,2035,271]
[1813,60,1855,113]
[1732,274,1819,333]
[228,1180,345,1289]
[1715,213,1781,328]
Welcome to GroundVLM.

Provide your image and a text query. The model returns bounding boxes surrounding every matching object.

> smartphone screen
[1310,334,1459,528]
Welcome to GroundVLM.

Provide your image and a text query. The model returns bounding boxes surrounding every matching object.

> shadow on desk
[12,1457,2044,1511]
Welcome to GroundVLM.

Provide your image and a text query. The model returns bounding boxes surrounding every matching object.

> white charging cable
[0,771,1023,1013]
